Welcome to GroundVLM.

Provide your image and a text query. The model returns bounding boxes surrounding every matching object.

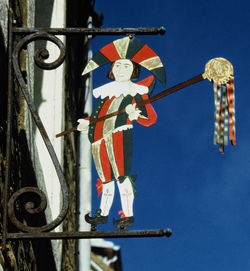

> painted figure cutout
[77,36,166,228]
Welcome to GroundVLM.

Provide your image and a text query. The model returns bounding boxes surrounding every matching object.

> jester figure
[77,36,166,227]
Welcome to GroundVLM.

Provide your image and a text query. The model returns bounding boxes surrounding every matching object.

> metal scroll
[9,32,68,233]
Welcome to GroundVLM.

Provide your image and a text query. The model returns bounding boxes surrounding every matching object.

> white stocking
[117,177,134,217]
[100,181,115,216]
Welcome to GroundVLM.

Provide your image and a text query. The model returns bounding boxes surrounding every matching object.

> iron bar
[6,228,172,240]
[12,27,166,35]
[2,10,14,250]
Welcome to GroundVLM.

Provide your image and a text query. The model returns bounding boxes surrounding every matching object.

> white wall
[0,0,9,47]
[27,0,66,270]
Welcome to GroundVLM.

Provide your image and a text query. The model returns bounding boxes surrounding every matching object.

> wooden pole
[56,74,205,138]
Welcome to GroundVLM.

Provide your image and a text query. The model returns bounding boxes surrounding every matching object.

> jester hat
[82,36,166,86]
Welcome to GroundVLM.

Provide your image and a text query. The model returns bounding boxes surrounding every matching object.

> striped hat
[82,36,166,85]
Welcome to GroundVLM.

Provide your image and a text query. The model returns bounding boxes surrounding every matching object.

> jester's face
[112,59,134,82]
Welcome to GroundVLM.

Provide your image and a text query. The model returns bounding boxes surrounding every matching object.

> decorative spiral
[33,33,66,70]
[8,187,48,232]
[11,32,68,232]
[13,31,66,70]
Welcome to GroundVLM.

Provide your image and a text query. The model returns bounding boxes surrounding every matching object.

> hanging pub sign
[57,36,236,230]
[78,36,166,230]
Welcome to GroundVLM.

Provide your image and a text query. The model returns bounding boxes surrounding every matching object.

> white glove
[125,104,142,121]
[77,119,89,134]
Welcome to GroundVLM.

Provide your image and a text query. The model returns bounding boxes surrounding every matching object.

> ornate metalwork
[1,13,171,247]
[1,13,235,251]
[8,187,47,232]
[9,32,68,233]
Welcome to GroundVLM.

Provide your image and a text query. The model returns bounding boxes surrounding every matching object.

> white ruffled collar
[93,81,149,99]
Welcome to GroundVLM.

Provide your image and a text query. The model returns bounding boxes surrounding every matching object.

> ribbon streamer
[213,76,236,153]
[227,77,236,146]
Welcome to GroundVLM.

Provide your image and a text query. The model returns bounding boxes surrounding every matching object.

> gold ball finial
[203,57,233,84]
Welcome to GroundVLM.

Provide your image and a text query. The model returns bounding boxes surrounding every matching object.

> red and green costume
[81,36,166,224]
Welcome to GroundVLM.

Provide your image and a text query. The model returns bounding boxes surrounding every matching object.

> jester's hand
[77,119,89,134]
[125,104,142,121]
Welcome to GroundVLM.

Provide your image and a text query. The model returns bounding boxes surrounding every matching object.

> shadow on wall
[33,0,54,114]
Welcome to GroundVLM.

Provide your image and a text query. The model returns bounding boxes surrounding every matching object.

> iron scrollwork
[4,25,172,241]
[9,32,68,232]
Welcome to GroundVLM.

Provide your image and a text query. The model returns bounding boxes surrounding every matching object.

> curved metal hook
[10,32,68,232]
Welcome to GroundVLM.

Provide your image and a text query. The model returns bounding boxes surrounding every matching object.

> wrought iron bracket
[4,228,172,240]
[2,12,170,249]
[12,26,166,35]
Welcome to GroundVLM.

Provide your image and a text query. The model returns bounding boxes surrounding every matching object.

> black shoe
[85,209,108,225]
[113,216,134,227]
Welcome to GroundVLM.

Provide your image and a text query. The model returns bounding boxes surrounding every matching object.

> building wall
[62,1,95,269]
[0,0,101,270]
[0,0,57,270]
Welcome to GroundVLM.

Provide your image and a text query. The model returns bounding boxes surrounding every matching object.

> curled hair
[107,61,140,81]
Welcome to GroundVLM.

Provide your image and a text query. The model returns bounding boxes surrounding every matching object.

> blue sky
[89,1,250,270]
